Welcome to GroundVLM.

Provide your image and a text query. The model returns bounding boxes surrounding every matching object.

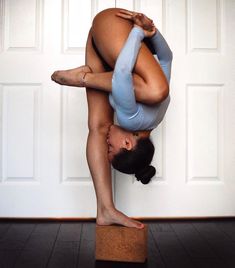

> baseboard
[0,216,235,222]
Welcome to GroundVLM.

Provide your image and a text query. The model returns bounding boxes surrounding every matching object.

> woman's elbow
[160,86,169,101]
[151,84,169,104]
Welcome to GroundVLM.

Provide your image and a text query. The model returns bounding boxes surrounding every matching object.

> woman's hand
[116,9,157,38]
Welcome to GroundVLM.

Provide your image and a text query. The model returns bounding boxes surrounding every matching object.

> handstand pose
[52,8,173,229]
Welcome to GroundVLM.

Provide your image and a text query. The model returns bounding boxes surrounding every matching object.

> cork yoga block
[95,224,148,263]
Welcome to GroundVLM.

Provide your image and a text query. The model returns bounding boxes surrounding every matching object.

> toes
[51,71,66,85]
[133,220,145,228]
[136,224,145,229]
[51,71,59,81]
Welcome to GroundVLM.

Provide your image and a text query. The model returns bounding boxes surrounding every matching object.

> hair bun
[135,165,156,184]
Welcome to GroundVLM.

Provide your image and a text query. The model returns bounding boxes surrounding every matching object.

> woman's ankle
[97,202,115,215]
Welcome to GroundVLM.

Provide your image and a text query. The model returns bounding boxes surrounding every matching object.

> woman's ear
[123,138,133,151]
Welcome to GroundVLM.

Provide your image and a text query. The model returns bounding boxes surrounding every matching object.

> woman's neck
[136,129,152,138]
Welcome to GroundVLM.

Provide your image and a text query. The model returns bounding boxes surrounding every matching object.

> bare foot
[51,65,92,87]
[97,206,145,229]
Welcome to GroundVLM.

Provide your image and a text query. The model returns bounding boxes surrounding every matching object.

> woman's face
[106,125,137,161]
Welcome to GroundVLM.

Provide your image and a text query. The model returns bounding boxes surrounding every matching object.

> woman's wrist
[132,25,145,38]
[150,27,158,38]
[133,24,157,38]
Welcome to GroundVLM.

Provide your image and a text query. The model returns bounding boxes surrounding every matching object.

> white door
[0,0,116,217]
[115,0,235,217]
[0,0,234,218]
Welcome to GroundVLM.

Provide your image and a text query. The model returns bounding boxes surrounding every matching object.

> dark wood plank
[146,222,166,268]
[0,222,11,238]
[171,221,217,259]
[215,220,235,241]
[56,222,82,242]
[226,259,235,268]
[193,221,235,262]
[13,222,60,268]
[47,222,82,268]
[0,250,22,268]
[193,221,232,243]
[191,258,228,268]
[0,223,35,250]
[150,222,194,268]
[77,222,96,268]
[154,221,174,232]
[48,241,80,268]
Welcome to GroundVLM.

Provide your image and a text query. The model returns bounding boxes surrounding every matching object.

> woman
[52,9,173,184]
[52,8,172,229]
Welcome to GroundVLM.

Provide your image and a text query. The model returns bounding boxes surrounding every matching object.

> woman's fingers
[116,9,139,21]
[115,12,133,20]
[116,9,156,35]
[116,9,134,19]
[118,9,134,16]
[138,14,155,31]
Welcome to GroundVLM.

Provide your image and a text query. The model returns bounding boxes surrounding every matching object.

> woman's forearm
[150,30,173,82]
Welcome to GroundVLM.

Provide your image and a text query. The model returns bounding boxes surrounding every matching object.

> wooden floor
[0,219,235,268]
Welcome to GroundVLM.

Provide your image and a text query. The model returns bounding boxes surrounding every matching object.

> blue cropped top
[109,26,173,131]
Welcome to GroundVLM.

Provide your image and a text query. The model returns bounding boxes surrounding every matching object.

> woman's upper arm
[111,67,139,116]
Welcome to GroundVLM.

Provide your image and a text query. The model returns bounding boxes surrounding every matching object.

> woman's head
[107,125,156,184]
[107,125,139,161]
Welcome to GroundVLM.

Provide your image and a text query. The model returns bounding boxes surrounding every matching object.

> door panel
[115,0,235,217]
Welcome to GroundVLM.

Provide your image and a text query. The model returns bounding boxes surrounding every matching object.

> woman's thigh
[91,8,164,85]
[85,29,113,130]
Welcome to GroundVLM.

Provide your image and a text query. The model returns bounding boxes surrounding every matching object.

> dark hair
[111,137,156,184]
